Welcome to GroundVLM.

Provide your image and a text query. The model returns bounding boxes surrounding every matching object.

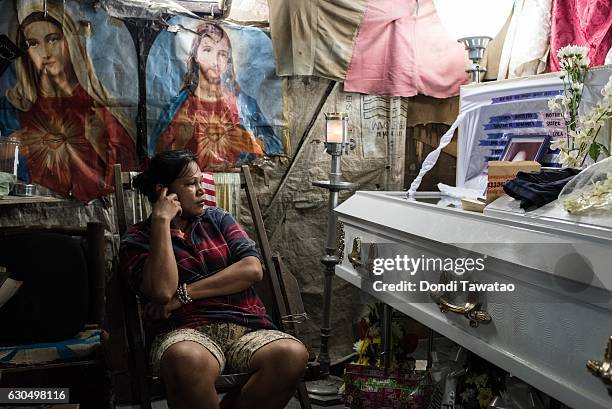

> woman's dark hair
[132,150,197,203]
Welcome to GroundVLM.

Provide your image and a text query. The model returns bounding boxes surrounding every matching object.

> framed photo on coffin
[500,135,551,162]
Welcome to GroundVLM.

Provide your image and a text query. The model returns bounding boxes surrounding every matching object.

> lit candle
[325,112,348,144]
[326,120,344,143]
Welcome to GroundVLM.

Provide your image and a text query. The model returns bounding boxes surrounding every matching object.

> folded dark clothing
[503,168,581,210]
[511,168,580,184]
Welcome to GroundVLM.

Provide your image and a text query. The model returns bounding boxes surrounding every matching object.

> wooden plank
[0,196,64,205]
[87,222,106,325]
[0,225,87,237]
[111,164,153,408]
[241,166,288,323]
[297,382,313,409]
[0,360,100,374]
[113,165,128,235]
[242,167,312,409]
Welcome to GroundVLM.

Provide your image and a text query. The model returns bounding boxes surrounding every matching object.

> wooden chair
[0,223,108,407]
[105,164,311,409]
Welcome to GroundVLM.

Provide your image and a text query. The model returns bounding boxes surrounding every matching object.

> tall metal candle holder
[307,112,356,405]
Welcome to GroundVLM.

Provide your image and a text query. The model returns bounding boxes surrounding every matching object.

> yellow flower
[477,388,493,408]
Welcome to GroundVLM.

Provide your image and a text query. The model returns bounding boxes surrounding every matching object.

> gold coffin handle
[348,237,362,269]
[364,243,379,275]
[436,296,492,328]
[586,336,612,395]
[431,273,492,328]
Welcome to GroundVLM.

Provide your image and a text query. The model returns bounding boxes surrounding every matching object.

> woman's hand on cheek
[152,187,183,222]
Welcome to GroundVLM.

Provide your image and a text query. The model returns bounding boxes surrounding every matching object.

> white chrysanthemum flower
[571,83,584,92]
[569,149,580,158]
[561,96,572,108]
[574,131,590,145]
[601,76,612,98]
[560,151,580,168]
[593,104,609,117]
[549,138,565,151]
[582,119,596,132]
[557,45,589,59]
[548,99,561,111]
[564,175,612,214]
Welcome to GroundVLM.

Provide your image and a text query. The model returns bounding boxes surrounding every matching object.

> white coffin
[335,191,612,409]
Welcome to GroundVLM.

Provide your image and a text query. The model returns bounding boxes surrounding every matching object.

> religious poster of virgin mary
[147,17,286,170]
[0,0,138,202]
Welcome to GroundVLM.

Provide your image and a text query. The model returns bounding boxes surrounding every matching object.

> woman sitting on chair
[119,150,308,409]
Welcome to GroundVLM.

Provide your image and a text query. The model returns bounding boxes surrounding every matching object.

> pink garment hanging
[550,0,612,71]
[344,0,470,98]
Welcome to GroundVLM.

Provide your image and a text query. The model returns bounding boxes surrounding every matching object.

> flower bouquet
[559,155,612,214]
[343,306,432,409]
[547,45,612,169]
[352,305,419,369]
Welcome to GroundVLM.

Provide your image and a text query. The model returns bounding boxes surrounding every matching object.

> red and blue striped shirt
[119,207,275,338]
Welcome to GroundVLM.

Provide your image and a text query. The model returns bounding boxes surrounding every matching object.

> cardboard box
[486,161,541,203]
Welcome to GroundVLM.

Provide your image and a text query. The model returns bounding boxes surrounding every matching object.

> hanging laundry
[267,0,368,81]
[550,0,612,71]
[344,0,470,98]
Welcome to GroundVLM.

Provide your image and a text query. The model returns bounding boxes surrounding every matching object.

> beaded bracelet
[176,282,193,305]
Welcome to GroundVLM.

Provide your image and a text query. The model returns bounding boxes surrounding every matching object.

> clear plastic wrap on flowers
[559,156,612,214]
